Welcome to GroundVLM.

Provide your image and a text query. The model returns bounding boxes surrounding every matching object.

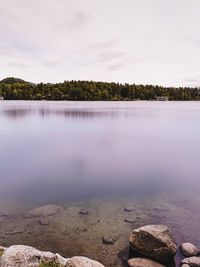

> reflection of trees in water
[2,108,121,120]
[2,109,32,119]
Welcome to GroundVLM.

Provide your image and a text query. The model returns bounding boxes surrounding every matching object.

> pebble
[181,256,200,266]
[124,207,133,212]
[180,242,199,257]
[102,236,115,245]
[5,228,24,236]
[79,209,89,215]
[124,218,135,223]
[128,257,166,267]
[39,218,49,226]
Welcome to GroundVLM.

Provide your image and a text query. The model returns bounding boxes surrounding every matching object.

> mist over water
[1,101,200,204]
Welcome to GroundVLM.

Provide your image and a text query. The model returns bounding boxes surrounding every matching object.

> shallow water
[0,101,200,266]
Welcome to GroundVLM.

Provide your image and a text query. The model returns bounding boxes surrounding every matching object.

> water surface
[0,101,200,266]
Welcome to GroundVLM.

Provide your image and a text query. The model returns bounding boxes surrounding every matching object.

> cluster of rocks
[1,224,200,267]
[128,224,200,267]
[0,245,104,267]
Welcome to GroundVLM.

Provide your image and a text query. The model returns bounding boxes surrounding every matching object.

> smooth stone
[66,256,105,267]
[180,243,199,257]
[181,265,190,267]
[5,226,24,236]
[0,212,11,222]
[181,256,200,267]
[23,204,64,218]
[39,218,49,226]
[79,209,89,215]
[124,218,135,223]
[102,236,115,245]
[0,245,59,267]
[124,207,134,212]
[128,258,166,267]
[129,225,177,262]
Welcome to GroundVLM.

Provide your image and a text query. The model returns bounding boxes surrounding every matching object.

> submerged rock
[0,245,59,267]
[181,256,200,266]
[102,236,115,245]
[39,218,50,226]
[124,207,134,212]
[129,225,177,262]
[0,212,10,222]
[180,243,199,257]
[79,209,89,215]
[5,226,24,235]
[124,218,135,223]
[66,256,105,267]
[128,258,166,267]
[23,204,64,218]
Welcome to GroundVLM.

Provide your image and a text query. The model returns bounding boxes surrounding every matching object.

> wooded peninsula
[0,77,199,101]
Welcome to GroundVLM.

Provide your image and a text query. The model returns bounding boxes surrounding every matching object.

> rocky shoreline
[0,224,200,267]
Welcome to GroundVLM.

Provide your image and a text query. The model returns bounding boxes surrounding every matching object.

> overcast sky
[0,0,200,86]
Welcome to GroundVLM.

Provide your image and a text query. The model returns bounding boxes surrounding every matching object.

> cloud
[75,38,118,54]
[184,78,200,87]
[97,51,125,63]
[0,0,200,86]
[180,34,200,47]
[70,11,90,31]
[55,10,90,35]
[8,62,29,69]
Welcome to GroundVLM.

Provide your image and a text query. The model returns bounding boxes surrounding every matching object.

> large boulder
[129,225,177,262]
[0,245,60,267]
[128,257,166,267]
[66,256,105,267]
[180,243,199,257]
[181,256,200,267]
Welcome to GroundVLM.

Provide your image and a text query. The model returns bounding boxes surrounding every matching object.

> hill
[0,77,30,84]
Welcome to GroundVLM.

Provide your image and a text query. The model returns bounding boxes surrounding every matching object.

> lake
[0,101,200,266]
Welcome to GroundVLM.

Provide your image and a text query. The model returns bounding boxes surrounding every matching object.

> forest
[0,77,199,101]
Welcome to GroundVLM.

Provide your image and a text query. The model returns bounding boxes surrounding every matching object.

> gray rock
[0,212,10,222]
[124,207,134,212]
[180,243,199,257]
[79,209,89,215]
[39,218,49,226]
[124,218,135,223]
[0,245,59,267]
[66,256,105,267]
[128,258,166,267]
[5,226,24,235]
[181,256,200,267]
[102,236,115,245]
[23,204,64,218]
[129,225,177,262]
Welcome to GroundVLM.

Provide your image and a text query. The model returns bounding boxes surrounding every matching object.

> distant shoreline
[0,77,200,101]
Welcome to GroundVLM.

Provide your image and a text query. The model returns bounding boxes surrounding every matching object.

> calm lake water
[0,101,200,266]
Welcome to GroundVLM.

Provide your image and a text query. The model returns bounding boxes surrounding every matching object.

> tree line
[0,77,199,101]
